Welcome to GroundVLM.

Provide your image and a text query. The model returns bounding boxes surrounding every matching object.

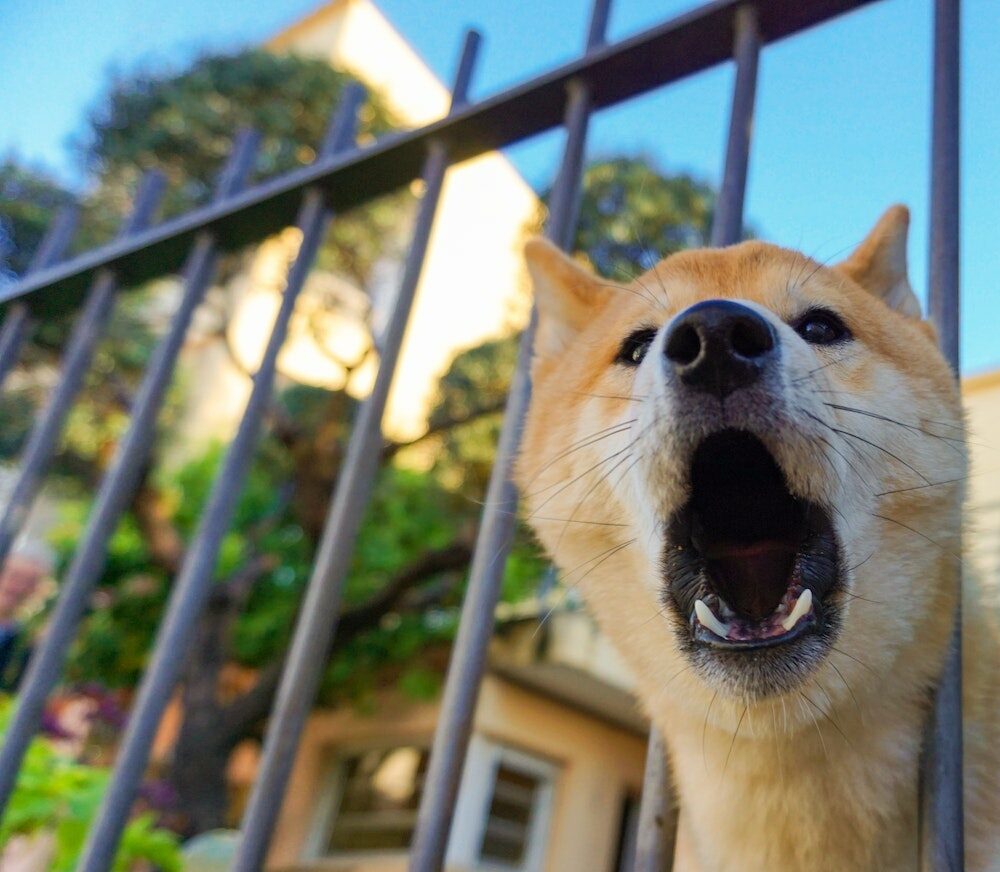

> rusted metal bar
[230,31,482,872]
[408,4,610,870]
[0,173,164,571]
[1,0,879,313]
[0,206,79,390]
[0,130,260,819]
[633,8,760,870]
[76,89,365,872]
[921,0,962,868]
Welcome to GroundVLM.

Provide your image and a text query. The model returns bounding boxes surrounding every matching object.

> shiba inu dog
[516,206,999,870]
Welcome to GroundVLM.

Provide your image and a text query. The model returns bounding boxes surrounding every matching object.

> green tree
[572,156,715,280]
[0,49,407,473]
[0,48,416,841]
[75,49,407,282]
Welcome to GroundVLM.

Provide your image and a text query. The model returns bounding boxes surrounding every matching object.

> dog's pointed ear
[834,205,922,318]
[524,237,609,356]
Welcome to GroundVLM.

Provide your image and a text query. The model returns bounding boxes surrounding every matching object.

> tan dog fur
[516,207,999,871]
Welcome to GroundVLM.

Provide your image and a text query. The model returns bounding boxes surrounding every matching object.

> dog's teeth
[780,588,814,632]
[695,599,730,638]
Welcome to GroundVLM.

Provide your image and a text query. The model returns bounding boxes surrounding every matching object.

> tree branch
[381,399,507,461]
[131,470,185,575]
[218,540,472,744]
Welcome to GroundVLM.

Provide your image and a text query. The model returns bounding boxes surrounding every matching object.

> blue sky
[2,0,997,372]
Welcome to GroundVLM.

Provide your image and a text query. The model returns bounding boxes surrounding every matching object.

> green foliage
[569,156,715,280]
[0,48,411,470]
[428,335,519,494]
[0,159,76,278]
[0,699,181,871]
[76,49,410,282]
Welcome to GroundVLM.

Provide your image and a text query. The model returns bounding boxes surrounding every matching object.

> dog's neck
[659,687,925,872]
[574,542,959,870]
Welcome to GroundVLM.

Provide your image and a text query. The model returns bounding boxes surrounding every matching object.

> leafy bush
[0,698,182,871]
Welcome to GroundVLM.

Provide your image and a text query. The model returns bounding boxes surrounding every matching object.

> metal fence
[0,0,961,869]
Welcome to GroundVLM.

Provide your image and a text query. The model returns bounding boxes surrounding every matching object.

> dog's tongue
[704,541,797,621]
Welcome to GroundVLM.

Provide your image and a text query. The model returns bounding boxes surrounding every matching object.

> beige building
[263,608,647,872]
[177,0,538,447]
[959,370,1000,582]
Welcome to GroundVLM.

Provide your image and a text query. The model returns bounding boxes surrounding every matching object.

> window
[323,745,429,854]
[475,746,555,871]
[314,738,555,867]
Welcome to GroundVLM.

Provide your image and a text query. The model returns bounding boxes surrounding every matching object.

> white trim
[471,740,558,872]
[303,738,432,862]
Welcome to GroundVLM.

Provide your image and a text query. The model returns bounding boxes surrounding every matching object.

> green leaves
[561,156,717,282]
[0,699,181,871]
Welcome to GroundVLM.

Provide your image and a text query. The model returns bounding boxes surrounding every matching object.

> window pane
[479,763,541,867]
[326,746,428,854]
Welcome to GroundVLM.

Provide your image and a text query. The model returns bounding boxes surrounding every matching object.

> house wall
[962,371,1000,584]
[265,674,647,872]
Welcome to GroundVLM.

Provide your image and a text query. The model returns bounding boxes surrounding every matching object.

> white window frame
[303,737,432,863]
[446,735,557,872]
[303,734,557,871]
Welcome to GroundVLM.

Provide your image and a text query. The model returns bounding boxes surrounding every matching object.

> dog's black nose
[664,300,777,398]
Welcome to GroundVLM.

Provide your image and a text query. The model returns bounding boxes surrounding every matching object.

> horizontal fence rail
[0,0,961,870]
[2,0,879,312]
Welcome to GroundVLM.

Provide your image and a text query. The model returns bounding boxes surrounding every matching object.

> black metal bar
[0,173,164,572]
[230,31,481,872]
[633,732,676,872]
[921,0,962,868]
[710,4,760,247]
[632,9,759,870]
[0,207,79,390]
[408,4,609,869]
[0,130,260,820]
[76,89,364,872]
[0,0,879,314]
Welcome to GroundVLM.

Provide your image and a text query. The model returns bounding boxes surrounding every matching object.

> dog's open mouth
[665,429,840,651]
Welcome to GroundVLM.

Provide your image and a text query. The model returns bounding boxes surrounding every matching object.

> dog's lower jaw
[661,693,924,872]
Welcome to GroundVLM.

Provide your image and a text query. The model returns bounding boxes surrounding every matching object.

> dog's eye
[793,309,851,345]
[616,328,658,366]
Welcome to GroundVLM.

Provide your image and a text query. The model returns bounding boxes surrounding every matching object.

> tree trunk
[168,601,234,837]
[169,715,233,837]
[162,541,472,837]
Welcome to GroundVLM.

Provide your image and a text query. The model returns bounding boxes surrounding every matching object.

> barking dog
[516,207,999,870]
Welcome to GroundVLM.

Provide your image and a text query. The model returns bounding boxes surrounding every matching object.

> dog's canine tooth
[780,588,813,632]
[694,599,730,638]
